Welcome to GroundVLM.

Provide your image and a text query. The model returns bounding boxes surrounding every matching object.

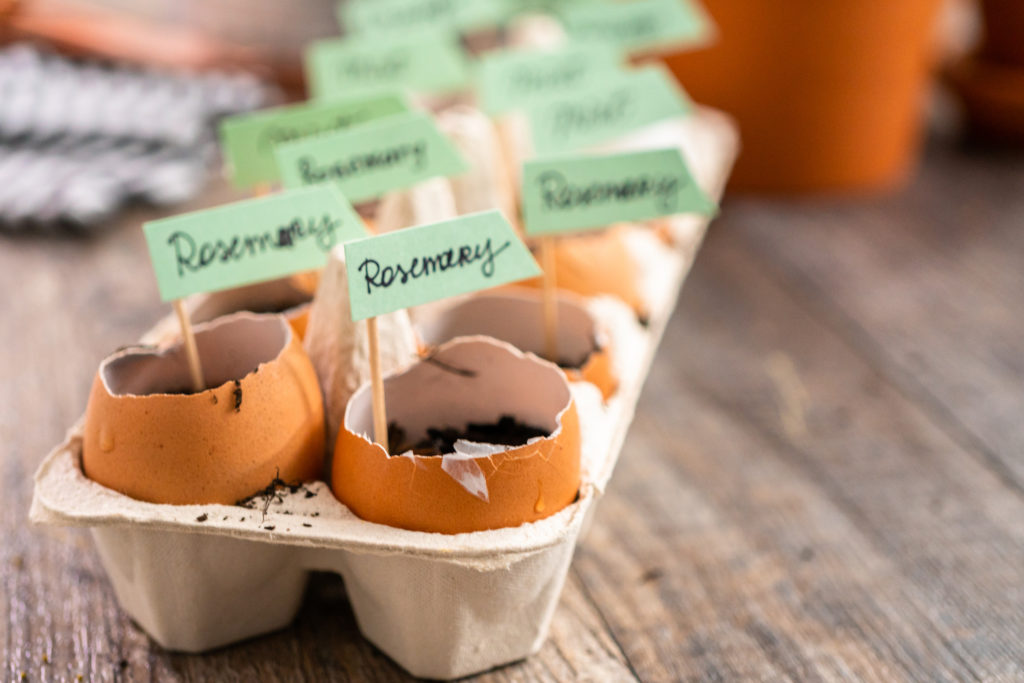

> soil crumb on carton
[236,469,314,519]
[389,415,548,456]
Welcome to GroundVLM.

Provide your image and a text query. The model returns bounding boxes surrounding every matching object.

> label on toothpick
[560,0,713,55]
[305,33,471,98]
[219,92,409,189]
[477,43,623,115]
[340,0,506,35]
[144,186,366,301]
[521,148,716,236]
[344,210,541,321]
[274,111,469,202]
[526,66,692,154]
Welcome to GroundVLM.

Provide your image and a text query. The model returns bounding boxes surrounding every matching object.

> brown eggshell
[519,226,646,317]
[332,337,581,534]
[285,304,311,340]
[83,313,325,505]
[417,289,618,400]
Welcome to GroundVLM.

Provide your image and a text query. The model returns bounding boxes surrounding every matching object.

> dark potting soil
[388,415,549,456]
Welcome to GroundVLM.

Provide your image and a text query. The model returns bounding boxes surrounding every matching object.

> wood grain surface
[4,139,1024,681]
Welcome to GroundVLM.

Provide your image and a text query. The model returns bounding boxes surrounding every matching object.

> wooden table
[4,137,1024,681]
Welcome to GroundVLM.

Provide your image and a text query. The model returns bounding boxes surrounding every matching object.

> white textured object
[31,107,738,680]
[437,105,519,226]
[303,246,420,451]
[374,176,458,235]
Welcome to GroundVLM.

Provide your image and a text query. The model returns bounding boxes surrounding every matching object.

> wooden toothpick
[540,236,559,363]
[366,316,389,453]
[173,299,205,393]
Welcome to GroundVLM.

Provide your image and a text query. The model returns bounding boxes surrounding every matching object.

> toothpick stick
[366,316,389,453]
[173,299,205,393]
[540,236,558,363]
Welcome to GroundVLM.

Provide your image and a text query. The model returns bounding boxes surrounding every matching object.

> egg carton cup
[31,108,738,679]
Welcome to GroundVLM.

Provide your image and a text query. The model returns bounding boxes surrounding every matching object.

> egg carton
[30,108,738,679]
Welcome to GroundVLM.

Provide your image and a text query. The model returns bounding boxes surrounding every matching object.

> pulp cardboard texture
[31,107,738,680]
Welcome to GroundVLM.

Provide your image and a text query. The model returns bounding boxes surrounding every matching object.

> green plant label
[144,186,366,301]
[526,65,691,154]
[560,0,712,54]
[306,33,471,98]
[339,0,506,35]
[344,210,541,320]
[219,92,409,189]
[274,111,469,202]
[477,43,622,115]
[522,147,716,236]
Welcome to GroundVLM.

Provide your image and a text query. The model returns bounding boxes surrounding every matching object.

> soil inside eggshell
[388,415,549,456]
[555,342,601,371]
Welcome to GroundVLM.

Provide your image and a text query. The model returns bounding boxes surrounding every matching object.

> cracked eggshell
[332,337,581,534]
[418,289,618,400]
[83,313,324,505]
[520,226,646,317]
[143,274,319,346]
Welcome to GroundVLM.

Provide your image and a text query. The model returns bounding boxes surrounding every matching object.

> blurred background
[0,0,1019,231]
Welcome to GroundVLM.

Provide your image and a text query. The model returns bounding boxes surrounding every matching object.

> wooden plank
[726,145,1024,493]
[582,225,1024,681]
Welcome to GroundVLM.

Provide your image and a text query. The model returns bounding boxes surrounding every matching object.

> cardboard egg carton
[30,107,738,680]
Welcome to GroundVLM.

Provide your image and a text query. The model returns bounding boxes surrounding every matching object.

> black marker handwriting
[168,214,341,277]
[550,88,632,138]
[298,140,427,184]
[358,238,511,295]
[538,169,681,212]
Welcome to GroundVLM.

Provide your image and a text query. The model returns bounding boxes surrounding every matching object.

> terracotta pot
[332,337,581,534]
[660,0,943,193]
[83,313,325,505]
[979,0,1024,67]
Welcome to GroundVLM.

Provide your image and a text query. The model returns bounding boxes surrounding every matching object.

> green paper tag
[218,92,409,189]
[522,147,716,236]
[560,0,712,54]
[344,210,541,321]
[526,66,691,154]
[144,186,366,301]
[340,0,506,35]
[306,33,471,98]
[275,111,469,203]
[477,43,623,115]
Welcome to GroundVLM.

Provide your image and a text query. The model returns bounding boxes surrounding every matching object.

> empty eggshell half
[144,274,318,346]
[83,312,325,505]
[417,289,618,399]
[332,337,581,534]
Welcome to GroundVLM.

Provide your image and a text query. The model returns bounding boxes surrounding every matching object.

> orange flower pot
[660,0,942,193]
